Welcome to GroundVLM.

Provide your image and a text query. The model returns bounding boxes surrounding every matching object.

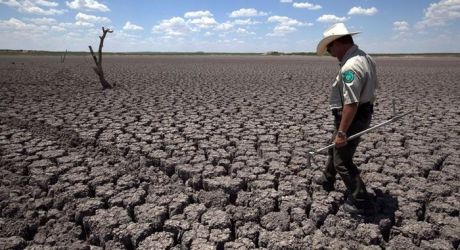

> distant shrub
[265,51,283,56]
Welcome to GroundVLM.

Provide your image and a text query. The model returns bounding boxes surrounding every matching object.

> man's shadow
[350,188,399,242]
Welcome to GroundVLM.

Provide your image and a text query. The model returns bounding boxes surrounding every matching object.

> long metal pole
[308,108,415,156]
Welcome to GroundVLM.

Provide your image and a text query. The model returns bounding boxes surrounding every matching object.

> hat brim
[316,32,360,56]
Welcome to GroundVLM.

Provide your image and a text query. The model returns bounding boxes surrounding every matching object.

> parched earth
[0,55,458,250]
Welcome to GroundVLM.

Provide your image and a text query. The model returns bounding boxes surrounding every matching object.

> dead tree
[89,27,113,89]
[60,49,67,63]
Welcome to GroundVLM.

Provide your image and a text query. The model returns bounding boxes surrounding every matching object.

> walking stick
[306,101,418,168]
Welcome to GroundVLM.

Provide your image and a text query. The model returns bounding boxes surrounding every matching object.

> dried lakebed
[0,55,459,249]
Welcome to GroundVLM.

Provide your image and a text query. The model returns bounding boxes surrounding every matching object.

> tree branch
[88,46,98,65]
[88,27,113,89]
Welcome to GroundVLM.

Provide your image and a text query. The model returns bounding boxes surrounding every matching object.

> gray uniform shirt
[329,45,378,109]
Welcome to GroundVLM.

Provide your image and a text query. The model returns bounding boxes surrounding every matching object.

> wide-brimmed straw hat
[316,22,360,55]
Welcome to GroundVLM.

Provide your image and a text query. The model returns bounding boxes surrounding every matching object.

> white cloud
[280,0,292,3]
[24,17,56,25]
[0,0,65,15]
[0,17,36,30]
[236,27,246,33]
[113,31,140,40]
[181,10,218,30]
[184,10,213,18]
[50,25,65,31]
[214,22,234,31]
[416,0,460,29]
[229,8,268,18]
[267,15,312,36]
[26,6,64,15]
[188,16,217,28]
[236,27,255,35]
[219,38,244,44]
[212,18,260,34]
[66,0,109,12]
[232,18,260,25]
[268,15,302,25]
[0,0,59,8]
[293,2,322,10]
[123,21,143,31]
[393,21,410,32]
[0,0,20,8]
[348,6,378,16]
[35,0,58,7]
[153,17,194,36]
[317,14,349,23]
[75,12,110,27]
[271,25,296,34]
[51,21,81,31]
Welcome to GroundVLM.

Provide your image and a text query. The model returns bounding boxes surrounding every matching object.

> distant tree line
[1,49,458,57]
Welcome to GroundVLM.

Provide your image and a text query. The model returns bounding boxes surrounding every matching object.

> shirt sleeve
[340,66,363,105]
[329,74,343,109]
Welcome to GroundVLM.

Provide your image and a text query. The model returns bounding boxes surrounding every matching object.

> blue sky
[0,0,459,53]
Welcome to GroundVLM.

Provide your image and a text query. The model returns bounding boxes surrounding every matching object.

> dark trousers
[324,104,373,206]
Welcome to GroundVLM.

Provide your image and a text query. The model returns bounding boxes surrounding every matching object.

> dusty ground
[0,55,459,249]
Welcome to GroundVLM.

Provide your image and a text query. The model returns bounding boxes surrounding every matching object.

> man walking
[315,23,378,214]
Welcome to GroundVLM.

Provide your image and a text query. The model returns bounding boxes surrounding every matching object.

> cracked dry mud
[0,55,459,249]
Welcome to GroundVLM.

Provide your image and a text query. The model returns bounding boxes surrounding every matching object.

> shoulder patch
[342,70,355,83]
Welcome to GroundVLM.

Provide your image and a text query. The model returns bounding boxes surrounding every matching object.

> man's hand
[335,103,358,148]
[334,134,347,148]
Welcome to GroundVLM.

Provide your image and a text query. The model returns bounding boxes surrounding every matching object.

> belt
[332,102,373,117]
[332,109,342,116]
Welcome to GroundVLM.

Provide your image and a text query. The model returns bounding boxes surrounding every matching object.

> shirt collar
[339,44,358,67]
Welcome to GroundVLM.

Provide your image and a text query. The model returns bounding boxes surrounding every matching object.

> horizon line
[1,49,460,56]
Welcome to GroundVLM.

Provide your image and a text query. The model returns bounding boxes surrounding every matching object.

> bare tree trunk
[60,49,67,63]
[89,27,113,89]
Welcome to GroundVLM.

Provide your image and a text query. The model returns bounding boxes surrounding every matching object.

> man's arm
[335,102,358,147]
